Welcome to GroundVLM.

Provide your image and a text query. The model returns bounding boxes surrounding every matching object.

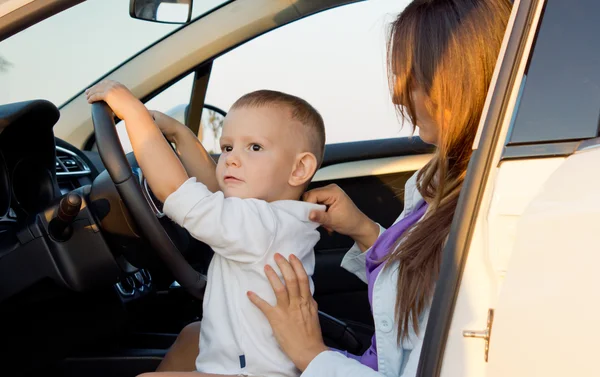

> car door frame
[414,0,561,375]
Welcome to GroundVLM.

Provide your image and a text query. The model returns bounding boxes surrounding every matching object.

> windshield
[0,0,228,107]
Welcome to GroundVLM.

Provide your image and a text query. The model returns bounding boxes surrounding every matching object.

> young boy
[86,81,326,377]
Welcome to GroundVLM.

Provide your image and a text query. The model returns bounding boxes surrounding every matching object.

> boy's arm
[163,178,276,263]
[150,111,219,192]
[86,81,188,202]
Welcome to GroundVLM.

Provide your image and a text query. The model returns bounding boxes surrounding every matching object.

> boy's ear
[289,152,318,187]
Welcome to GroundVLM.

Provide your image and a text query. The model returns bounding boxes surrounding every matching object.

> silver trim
[134,168,166,218]
[134,270,152,288]
[576,137,600,153]
[55,146,91,177]
[115,280,135,296]
[116,269,153,297]
[134,271,144,285]
[140,268,152,287]
[133,271,147,292]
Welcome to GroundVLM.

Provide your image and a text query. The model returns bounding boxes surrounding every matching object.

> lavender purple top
[337,200,428,371]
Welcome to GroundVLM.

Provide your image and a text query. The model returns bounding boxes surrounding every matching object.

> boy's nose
[225,153,240,167]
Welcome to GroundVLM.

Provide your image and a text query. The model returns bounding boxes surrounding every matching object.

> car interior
[0,97,433,377]
[0,1,435,376]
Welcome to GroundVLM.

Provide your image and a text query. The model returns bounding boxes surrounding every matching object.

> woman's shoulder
[405,170,420,197]
[398,170,424,220]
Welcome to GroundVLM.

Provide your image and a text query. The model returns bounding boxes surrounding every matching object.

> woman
[150,0,512,376]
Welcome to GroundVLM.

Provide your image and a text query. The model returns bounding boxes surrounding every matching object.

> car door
[481,1,600,376]
[415,0,600,376]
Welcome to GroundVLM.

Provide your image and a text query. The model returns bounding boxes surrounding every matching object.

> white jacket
[302,171,429,377]
[163,177,325,377]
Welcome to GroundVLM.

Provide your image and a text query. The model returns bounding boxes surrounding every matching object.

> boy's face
[216,106,303,201]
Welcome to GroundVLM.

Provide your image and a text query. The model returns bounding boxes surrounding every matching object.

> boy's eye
[222,146,233,152]
[250,144,262,152]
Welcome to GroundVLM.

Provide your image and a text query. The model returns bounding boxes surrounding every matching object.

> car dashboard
[0,101,96,235]
[0,100,163,305]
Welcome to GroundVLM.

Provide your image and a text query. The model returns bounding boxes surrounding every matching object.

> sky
[0,0,413,151]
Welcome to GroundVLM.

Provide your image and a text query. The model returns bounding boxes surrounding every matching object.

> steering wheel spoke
[132,168,165,218]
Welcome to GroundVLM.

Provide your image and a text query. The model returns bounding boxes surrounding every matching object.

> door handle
[463,308,494,362]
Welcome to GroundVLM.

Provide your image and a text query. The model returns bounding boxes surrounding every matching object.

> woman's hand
[247,253,329,372]
[149,110,192,144]
[303,184,380,251]
[85,80,146,120]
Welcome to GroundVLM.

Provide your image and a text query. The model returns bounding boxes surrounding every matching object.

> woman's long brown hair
[385,0,512,341]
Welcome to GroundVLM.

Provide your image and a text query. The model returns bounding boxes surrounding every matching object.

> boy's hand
[149,110,190,144]
[86,80,146,120]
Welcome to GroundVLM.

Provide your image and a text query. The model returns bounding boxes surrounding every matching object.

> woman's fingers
[247,291,274,316]
[302,184,340,206]
[274,253,300,301]
[302,188,330,205]
[251,254,328,371]
[264,264,289,307]
[308,209,328,225]
[302,189,319,204]
[289,254,312,300]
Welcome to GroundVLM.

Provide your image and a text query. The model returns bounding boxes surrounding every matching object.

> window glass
[116,0,414,154]
[205,0,413,145]
[116,72,194,153]
[0,0,229,106]
[508,0,600,145]
[116,73,226,154]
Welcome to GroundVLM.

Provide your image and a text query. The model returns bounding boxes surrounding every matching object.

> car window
[507,0,600,145]
[116,72,226,154]
[116,72,194,154]
[0,0,230,107]
[204,0,413,145]
[118,0,412,154]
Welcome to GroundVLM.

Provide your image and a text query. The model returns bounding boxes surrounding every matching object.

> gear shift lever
[49,191,82,241]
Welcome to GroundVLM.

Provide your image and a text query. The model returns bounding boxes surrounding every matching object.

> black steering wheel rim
[91,102,205,298]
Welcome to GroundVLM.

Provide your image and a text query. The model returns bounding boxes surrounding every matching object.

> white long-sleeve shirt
[163,177,324,377]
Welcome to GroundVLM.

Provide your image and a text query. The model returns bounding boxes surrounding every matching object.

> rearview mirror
[129,0,193,24]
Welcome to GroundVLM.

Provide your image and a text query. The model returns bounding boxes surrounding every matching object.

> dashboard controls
[140,268,152,286]
[115,269,152,299]
[55,146,91,176]
[116,276,137,297]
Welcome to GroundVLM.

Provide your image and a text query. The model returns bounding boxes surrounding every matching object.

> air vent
[56,146,91,176]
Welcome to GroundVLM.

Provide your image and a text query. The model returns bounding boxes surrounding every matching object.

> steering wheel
[91,102,205,298]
